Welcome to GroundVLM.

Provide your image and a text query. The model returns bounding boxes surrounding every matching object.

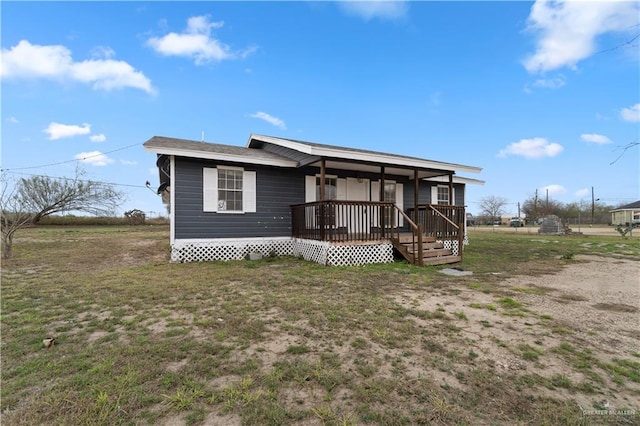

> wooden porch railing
[292,202,465,241]
[407,204,466,253]
[291,200,397,242]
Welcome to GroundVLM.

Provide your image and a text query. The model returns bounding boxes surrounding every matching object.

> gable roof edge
[248,133,482,174]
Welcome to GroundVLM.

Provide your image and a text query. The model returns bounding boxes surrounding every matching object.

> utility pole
[546,189,549,212]
[534,189,538,220]
[591,186,595,225]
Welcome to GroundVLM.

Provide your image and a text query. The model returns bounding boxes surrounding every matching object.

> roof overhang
[426,175,485,186]
[247,134,483,176]
[144,140,298,168]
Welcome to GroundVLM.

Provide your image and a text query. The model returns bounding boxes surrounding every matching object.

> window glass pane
[384,183,395,202]
[218,168,243,211]
[316,177,337,200]
[437,187,449,205]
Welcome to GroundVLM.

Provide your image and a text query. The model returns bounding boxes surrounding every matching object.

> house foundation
[170,237,394,266]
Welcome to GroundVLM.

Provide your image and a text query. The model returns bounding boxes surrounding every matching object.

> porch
[291,201,466,266]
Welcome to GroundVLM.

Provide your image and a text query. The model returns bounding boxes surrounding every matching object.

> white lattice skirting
[171,238,293,262]
[293,239,394,266]
[437,239,461,256]
[171,237,394,266]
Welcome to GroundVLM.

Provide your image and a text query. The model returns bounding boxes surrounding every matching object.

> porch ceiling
[308,159,453,179]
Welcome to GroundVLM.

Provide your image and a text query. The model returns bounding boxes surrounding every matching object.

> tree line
[476,195,623,226]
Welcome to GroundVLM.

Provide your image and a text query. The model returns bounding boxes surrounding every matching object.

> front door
[345,177,370,233]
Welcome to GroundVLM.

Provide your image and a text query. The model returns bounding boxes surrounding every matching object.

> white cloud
[534,75,566,89]
[74,151,114,167]
[249,112,286,129]
[146,15,257,65]
[339,0,408,21]
[498,137,564,159]
[541,184,566,196]
[581,133,611,144]
[620,103,640,122]
[1,40,154,93]
[90,46,115,59]
[523,75,566,93]
[43,122,91,140]
[89,133,106,143]
[120,159,138,166]
[523,0,639,73]
[7,116,19,124]
[575,188,590,198]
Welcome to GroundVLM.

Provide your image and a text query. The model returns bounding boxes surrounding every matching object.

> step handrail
[428,205,460,229]
[392,205,424,266]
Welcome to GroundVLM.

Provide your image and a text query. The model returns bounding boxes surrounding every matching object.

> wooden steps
[392,235,461,266]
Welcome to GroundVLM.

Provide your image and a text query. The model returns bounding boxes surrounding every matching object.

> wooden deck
[291,201,465,266]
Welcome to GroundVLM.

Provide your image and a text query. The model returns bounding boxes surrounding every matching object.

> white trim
[396,183,404,226]
[170,155,176,245]
[203,166,256,214]
[143,145,297,168]
[243,170,256,213]
[248,134,482,174]
[306,174,340,202]
[431,185,456,205]
[305,176,316,202]
[203,167,218,212]
[337,178,347,200]
[426,175,485,186]
[175,236,292,244]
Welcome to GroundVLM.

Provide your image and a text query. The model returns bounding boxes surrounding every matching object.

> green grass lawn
[1,225,638,425]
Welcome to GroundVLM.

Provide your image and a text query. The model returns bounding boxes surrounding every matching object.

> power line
[2,170,151,190]
[0,142,142,171]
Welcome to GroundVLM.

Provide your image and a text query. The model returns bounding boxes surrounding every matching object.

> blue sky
[2,1,638,217]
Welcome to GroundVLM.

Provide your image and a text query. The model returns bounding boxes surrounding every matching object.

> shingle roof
[247,134,480,172]
[615,200,640,210]
[143,136,295,164]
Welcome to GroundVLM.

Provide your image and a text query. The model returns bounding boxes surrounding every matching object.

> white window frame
[305,174,343,201]
[431,185,455,206]
[203,166,256,214]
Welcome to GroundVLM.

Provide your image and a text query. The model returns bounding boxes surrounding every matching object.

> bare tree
[610,141,639,165]
[1,168,125,258]
[478,196,508,223]
[1,178,34,259]
[17,167,125,224]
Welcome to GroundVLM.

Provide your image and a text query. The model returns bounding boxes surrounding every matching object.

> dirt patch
[395,254,640,410]
[592,303,638,313]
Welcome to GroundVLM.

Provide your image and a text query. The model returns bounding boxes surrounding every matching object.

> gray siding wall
[174,158,305,239]
[403,182,465,208]
[174,156,465,239]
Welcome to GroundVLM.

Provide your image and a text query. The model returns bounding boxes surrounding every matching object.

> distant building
[610,201,640,227]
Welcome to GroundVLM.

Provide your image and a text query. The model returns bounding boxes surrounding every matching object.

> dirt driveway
[395,254,640,412]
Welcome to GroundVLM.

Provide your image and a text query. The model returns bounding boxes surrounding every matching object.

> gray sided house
[144,134,483,266]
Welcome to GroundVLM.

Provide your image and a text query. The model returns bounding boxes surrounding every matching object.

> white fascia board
[174,237,292,244]
[317,150,483,175]
[247,134,315,154]
[144,145,297,168]
[426,175,486,186]
[248,134,482,174]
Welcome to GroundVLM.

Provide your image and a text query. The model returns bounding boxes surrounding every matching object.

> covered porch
[291,200,466,266]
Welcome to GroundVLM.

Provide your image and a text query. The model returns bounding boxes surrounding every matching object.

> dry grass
[1,225,638,425]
